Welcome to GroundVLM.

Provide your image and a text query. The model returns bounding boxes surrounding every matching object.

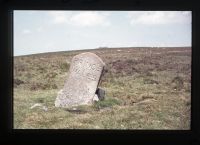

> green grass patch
[59,62,70,72]
[93,97,122,109]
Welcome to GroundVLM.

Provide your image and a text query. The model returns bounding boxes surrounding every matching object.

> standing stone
[55,52,105,108]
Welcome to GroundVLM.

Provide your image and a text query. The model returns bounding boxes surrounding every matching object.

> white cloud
[48,11,72,24]
[128,11,191,25]
[22,29,31,34]
[69,12,110,26]
[36,27,43,32]
[48,11,110,27]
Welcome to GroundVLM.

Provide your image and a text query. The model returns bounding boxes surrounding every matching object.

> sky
[14,11,192,56]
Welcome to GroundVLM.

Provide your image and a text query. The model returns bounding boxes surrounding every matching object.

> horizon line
[14,46,192,57]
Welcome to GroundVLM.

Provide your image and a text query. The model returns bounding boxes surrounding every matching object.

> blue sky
[14,11,191,56]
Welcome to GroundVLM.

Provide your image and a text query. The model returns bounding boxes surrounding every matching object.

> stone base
[55,89,94,108]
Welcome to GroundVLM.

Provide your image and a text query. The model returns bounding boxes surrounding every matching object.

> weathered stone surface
[55,52,105,107]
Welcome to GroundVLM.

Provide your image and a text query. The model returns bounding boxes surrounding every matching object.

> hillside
[14,47,191,129]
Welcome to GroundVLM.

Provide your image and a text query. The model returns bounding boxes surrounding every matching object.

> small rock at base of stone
[93,94,99,102]
[96,88,105,101]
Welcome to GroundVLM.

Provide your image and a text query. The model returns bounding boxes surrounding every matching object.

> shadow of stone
[64,108,88,114]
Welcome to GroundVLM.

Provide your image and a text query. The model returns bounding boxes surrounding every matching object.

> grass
[14,47,191,129]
